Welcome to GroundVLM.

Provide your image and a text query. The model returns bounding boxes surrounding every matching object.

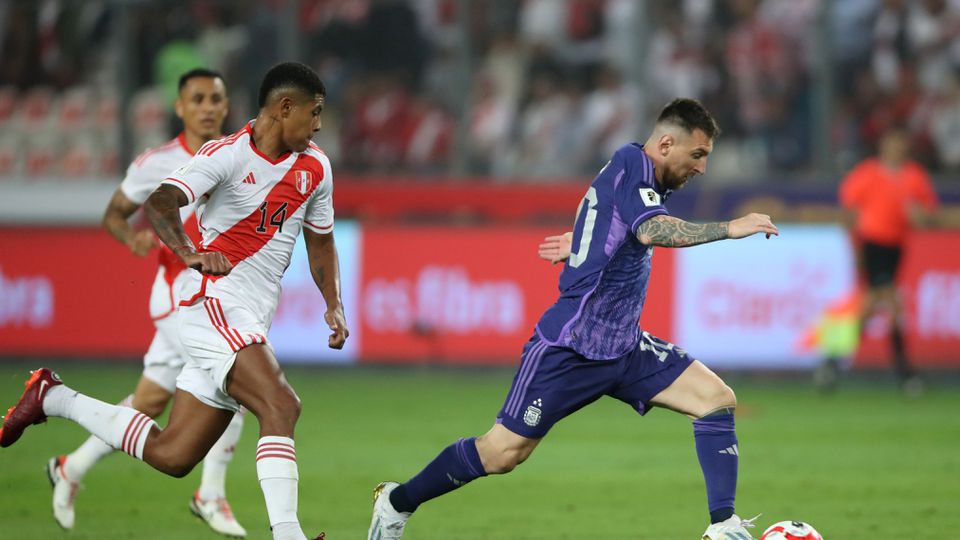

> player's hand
[127,229,158,257]
[728,213,779,240]
[180,250,233,276]
[538,232,573,264]
[324,306,349,350]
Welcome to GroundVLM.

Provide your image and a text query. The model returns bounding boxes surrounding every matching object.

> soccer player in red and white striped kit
[46,67,247,538]
[1,62,347,540]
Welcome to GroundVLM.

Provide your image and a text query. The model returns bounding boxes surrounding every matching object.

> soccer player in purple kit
[367,98,779,540]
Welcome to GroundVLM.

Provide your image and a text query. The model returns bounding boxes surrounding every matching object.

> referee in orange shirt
[838,126,939,394]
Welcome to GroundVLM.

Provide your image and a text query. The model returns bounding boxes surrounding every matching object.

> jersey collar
[245,121,293,165]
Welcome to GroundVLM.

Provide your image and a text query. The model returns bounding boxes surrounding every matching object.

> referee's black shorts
[861,241,902,287]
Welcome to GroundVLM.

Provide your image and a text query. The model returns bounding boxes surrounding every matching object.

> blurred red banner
[356,226,675,364]
[0,228,155,357]
[857,231,960,368]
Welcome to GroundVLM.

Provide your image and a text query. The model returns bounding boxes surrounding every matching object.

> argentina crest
[294,170,312,195]
[523,398,543,427]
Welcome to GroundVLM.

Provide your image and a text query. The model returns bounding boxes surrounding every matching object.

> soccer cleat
[189,490,248,538]
[0,368,62,448]
[368,481,411,540]
[46,455,79,530]
[702,514,760,540]
[310,535,326,540]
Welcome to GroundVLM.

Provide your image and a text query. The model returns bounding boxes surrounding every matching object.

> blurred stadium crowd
[1,0,959,180]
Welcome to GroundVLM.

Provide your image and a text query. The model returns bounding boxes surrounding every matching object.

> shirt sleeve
[160,151,229,204]
[118,159,161,205]
[912,167,939,211]
[839,163,869,209]
[614,150,669,235]
[303,159,334,234]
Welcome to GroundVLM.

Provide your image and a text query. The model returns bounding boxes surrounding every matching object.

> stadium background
[0,1,958,539]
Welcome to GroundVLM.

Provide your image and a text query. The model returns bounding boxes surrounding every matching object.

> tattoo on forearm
[638,215,728,247]
[145,188,192,250]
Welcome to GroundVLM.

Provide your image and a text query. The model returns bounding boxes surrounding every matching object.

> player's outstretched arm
[538,232,573,264]
[103,188,157,257]
[144,184,232,275]
[304,228,350,350]
[637,213,778,247]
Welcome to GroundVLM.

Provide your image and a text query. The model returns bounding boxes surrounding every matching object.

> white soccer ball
[759,521,824,540]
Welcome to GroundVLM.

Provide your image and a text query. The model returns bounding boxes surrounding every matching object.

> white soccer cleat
[189,490,247,538]
[46,456,78,530]
[702,514,760,540]
[368,481,411,540]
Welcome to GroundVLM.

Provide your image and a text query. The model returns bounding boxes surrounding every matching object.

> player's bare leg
[650,361,757,539]
[225,344,310,540]
[474,423,540,473]
[650,360,735,418]
[140,391,235,475]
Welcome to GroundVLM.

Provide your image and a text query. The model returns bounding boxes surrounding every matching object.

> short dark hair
[258,62,326,108]
[178,68,225,92]
[656,98,721,139]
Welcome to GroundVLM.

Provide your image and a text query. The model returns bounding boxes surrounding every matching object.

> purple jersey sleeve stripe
[612,168,626,190]
[641,152,651,184]
[630,208,669,235]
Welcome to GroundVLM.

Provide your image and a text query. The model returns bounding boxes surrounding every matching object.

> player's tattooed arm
[636,215,728,247]
[103,189,157,257]
[637,213,779,247]
[304,228,350,349]
[144,185,233,275]
[144,185,193,254]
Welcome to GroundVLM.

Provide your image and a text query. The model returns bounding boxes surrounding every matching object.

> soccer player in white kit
[0,63,344,540]
[45,68,247,538]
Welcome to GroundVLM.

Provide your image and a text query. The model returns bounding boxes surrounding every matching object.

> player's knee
[165,459,198,478]
[707,383,736,410]
[259,387,301,425]
[136,400,167,419]
[149,446,200,478]
[482,446,529,474]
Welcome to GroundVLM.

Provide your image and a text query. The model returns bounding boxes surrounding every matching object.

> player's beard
[662,167,687,191]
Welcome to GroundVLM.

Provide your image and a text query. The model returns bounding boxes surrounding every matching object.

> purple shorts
[496,332,694,438]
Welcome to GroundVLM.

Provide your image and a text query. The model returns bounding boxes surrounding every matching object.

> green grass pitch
[0,362,957,539]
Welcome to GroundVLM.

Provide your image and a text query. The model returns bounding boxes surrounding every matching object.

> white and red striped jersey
[161,122,334,326]
[120,132,203,320]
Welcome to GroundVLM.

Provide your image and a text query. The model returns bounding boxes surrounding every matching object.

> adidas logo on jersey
[242,172,257,185]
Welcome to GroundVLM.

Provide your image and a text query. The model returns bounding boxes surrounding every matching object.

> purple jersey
[535,143,670,360]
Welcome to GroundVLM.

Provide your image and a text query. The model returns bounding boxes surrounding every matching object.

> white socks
[256,436,305,540]
[198,411,244,501]
[63,395,134,482]
[44,386,156,460]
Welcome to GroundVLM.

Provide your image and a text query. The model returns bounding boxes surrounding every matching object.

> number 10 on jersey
[569,187,598,268]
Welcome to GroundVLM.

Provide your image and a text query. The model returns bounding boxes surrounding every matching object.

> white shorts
[176,297,270,413]
[142,313,186,393]
[142,270,192,393]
